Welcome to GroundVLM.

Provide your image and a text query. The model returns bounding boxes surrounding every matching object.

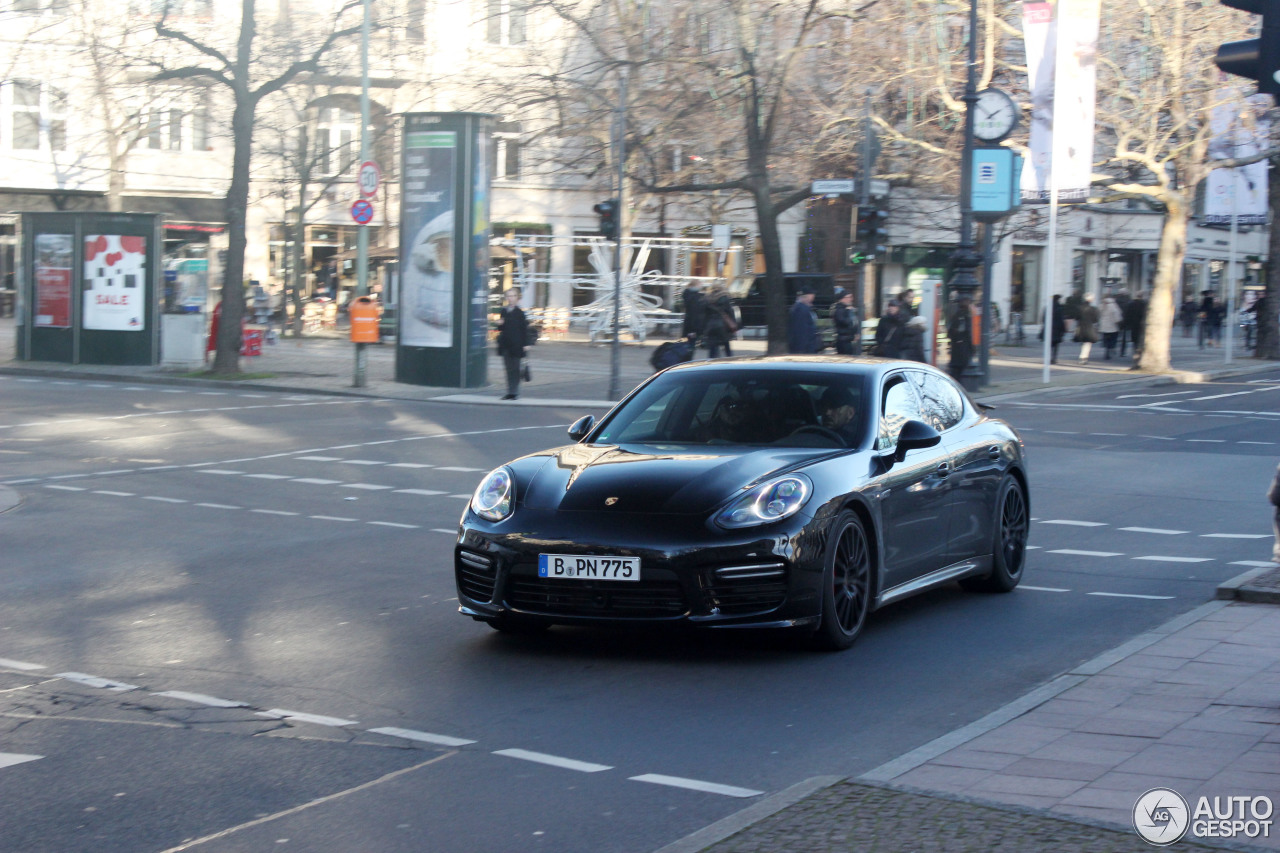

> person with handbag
[832,288,860,355]
[702,287,739,359]
[1075,293,1100,363]
[496,287,529,400]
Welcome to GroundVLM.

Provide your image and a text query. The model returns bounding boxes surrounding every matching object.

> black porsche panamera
[454,356,1030,650]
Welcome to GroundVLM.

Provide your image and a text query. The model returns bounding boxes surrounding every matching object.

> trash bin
[349,296,381,343]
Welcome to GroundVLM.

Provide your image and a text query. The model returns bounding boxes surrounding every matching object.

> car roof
[659,354,942,380]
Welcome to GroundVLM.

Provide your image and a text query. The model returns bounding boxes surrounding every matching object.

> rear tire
[812,511,873,651]
[960,476,1028,593]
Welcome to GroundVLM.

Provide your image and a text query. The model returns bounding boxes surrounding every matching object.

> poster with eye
[83,234,147,331]
[34,233,73,328]
[400,129,457,347]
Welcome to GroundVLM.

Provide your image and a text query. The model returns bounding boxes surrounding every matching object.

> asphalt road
[1,367,1278,853]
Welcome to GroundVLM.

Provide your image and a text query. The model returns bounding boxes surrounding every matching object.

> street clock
[973,88,1018,143]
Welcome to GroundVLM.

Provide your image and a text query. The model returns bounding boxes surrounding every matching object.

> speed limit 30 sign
[358,160,381,198]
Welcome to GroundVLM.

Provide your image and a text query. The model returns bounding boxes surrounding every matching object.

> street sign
[868,179,890,198]
[350,198,374,225]
[812,179,855,195]
[358,160,381,198]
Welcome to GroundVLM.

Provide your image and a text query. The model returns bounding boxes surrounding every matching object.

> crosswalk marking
[0,754,43,769]
[629,773,763,798]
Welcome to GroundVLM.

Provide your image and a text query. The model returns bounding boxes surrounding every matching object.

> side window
[877,376,925,451]
[909,370,965,432]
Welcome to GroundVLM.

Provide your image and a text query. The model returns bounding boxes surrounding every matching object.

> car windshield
[595,368,869,449]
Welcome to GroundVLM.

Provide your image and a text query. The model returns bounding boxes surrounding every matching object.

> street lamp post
[949,0,983,391]
[353,0,371,388]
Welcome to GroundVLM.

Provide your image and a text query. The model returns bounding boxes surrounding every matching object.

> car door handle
[936,462,950,477]
[988,445,1001,459]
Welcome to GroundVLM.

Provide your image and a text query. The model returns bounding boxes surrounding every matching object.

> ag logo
[1134,787,1189,846]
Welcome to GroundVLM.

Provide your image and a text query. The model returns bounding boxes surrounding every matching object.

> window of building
[491,121,521,180]
[12,82,41,150]
[5,81,65,151]
[486,0,527,45]
[405,0,426,41]
[192,106,209,150]
[316,107,357,176]
[12,0,70,14]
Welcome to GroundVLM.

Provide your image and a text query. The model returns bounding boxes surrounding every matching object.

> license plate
[538,554,640,581]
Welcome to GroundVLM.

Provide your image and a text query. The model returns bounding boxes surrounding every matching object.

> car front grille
[506,577,688,618]
[705,563,788,615]
[457,549,498,603]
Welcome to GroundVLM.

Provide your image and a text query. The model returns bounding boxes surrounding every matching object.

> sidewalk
[0,315,1275,406]
[4,315,1280,851]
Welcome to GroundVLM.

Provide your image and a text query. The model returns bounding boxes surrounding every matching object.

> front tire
[812,511,873,651]
[961,476,1028,593]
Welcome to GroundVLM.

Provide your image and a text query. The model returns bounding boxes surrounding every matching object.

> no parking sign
[350,198,374,225]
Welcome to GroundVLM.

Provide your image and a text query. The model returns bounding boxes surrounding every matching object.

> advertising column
[396,112,491,388]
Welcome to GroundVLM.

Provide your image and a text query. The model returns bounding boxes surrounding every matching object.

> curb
[653,776,844,853]
[1216,564,1280,604]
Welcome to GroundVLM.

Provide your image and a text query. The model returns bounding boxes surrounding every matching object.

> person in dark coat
[681,283,707,350]
[702,288,737,358]
[1124,291,1148,356]
[900,315,927,362]
[496,287,529,400]
[1180,297,1199,338]
[1269,462,1280,564]
[1049,294,1066,364]
[874,300,903,358]
[946,294,974,379]
[832,288,860,355]
[1199,291,1222,349]
[1076,293,1100,363]
[1115,290,1133,356]
[787,285,821,354]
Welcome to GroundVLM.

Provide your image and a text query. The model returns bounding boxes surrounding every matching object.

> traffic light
[1215,0,1280,97]
[593,198,619,241]
[854,199,889,261]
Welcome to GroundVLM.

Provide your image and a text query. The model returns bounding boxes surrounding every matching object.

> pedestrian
[873,299,903,358]
[1099,295,1122,359]
[1124,291,1148,357]
[1199,291,1221,349]
[787,284,821,354]
[900,315,927,362]
[897,288,917,320]
[702,287,738,358]
[1075,293,1100,363]
[1115,289,1132,356]
[1180,297,1199,338]
[832,288,860,355]
[1270,462,1280,565]
[946,293,975,379]
[1049,294,1066,364]
[681,282,707,353]
[496,287,529,400]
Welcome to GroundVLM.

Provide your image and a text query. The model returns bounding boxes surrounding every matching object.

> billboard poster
[1205,90,1270,226]
[82,234,147,331]
[469,126,492,358]
[33,233,72,328]
[400,129,458,347]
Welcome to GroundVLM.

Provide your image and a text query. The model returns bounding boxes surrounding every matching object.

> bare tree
[147,0,361,375]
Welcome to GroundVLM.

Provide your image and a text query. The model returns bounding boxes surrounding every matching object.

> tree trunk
[1257,160,1280,360]
[1136,197,1188,373]
[212,89,255,375]
[754,183,788,355]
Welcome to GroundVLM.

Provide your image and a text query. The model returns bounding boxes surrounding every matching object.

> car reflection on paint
[454,356,1029,650]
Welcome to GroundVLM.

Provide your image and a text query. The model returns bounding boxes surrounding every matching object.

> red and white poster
[34,233,72,328]
[83,234,147,331]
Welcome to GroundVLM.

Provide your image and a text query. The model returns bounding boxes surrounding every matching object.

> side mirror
[893,419,941,462]
[567,415,595,442]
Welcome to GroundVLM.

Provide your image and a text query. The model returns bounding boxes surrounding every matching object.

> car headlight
[471,466,514,521]
[715,475,811,529]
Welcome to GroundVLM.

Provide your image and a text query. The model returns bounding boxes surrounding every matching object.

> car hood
[518,443,832,515]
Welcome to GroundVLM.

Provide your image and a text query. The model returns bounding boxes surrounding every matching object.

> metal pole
[949,0,982,390]
[980,223,994,384]
[859,88,872,319]
[609,68,627,401]
[1226,166,1239,364]
[353,0,371,387]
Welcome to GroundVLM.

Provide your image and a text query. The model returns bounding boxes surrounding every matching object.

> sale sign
[82,234,147,331]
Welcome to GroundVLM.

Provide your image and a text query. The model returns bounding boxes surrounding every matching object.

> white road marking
[343,483,394,491]
[1020,586,1071,592]
[291,478,342,485]
[245,474,291,480]
[144,496,187,504]
[1231,561,1279,568]
[1090,432,1126,437]
[1138,435,1176,441]
[448,494,471,500]
[1047,549,1123,557]
[388,463,433,468]
[1132,556,1214,563]
[395,489,446,496]
[45,485,86,491]
[1038,520,1107,527]
[252,509,299,517]
[93,490,134,497]
[0,658,46,671]
[437,467,483,473]
[1116,390,1197,399]
[200,470,245,476]
[0,754,43,769]
[1119,527,1187,535]
[57,672,138,691]
[310,515,357,522]
[1238,441,1277,445]
[1026,545,1042,550]
[195,503,241,510]
[1202,533,1270,539]
[2,478,38,485]
[431,528,456,535]
[297,456,341,462]
[1044,430,1079,435]
[1087,592,1176,600]
[153,691,247,708]
[629,774,763,798]
[367,727,476,747]
[368,521,419,529]
[340,460,387,466]
[256,710,358,728]
[493,749,612,773]
[1186,439,1226,444]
